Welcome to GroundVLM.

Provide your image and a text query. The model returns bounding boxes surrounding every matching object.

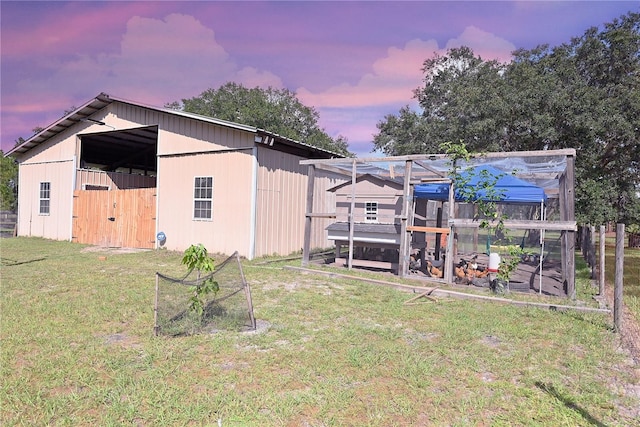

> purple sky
[1,1,637,156]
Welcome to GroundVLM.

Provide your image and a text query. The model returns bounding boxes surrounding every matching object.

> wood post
[398,160,413,277]
[589,225,596,279]
[599,225,605,296]
[302,164,316,267]
[347,160,357,270]
[444,171,456,284]
[435,206,443,260]
[614,223,624,333]
[559,154,576,299]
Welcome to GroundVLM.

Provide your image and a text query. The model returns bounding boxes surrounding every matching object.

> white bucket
[488,253,501,272]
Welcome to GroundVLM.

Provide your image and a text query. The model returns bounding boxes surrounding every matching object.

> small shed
[6,92,345,258]
[326,174,404,271]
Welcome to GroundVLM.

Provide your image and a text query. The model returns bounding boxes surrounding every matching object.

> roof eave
[5,92,346,160]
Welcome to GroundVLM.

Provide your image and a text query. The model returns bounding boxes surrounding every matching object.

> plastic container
[488,253,501,272]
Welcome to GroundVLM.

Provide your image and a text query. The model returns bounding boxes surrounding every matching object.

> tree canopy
[0,151,18,211]
[167,83,352,156]
[373,12,640,225]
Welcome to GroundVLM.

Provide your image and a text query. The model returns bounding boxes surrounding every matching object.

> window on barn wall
[193,176,213,220]
[365,201,378,223]
[83,184,109,191]
[39,182,50,215]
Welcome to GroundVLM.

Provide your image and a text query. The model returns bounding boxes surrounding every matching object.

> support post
[559,154,576,299]
[599,225,605,296]
[398,160,413,276]
[435,206,443,260]
[348,159,357,270]
[444,174,456,284]
[154,273,159,336]
[302,164,316,267]
[614,223,624,333]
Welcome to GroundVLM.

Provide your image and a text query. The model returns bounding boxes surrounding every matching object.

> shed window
[365,201,378,223]
[193,176,213,220]
[39,182,51,215]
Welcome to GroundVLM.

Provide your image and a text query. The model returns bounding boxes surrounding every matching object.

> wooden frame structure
[301,149,578,298]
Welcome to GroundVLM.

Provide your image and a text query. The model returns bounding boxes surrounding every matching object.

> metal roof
[5,92,344,159]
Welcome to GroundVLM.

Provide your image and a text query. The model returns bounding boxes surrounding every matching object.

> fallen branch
[404,288,439,305]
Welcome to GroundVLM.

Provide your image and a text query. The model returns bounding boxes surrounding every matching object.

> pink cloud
[296,27,515,155]
[298,27,514,110]
[297,38,439,109]
[445,26,516,63]
[2,2,166,58]
[6,13,283,114]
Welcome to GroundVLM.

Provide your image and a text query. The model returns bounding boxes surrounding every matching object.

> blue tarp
[414,165,547,204]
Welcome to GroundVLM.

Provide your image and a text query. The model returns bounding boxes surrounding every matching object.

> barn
[6,92,344,259]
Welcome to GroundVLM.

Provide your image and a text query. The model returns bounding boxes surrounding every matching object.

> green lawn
[1,237,639,426]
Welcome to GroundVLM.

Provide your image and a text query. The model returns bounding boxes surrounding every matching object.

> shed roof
[327,173,404,192]
[5,92,344,160]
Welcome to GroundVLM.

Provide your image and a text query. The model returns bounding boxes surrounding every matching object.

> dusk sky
[1,1,638,156]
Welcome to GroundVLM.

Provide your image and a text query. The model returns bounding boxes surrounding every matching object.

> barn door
[73,188,156,248]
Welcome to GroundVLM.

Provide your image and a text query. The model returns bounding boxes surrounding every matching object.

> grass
[1,237,639,426]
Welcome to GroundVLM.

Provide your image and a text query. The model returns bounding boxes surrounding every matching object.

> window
[365,201,378,223]
[39,182,50,215]
[83,184,109,191]
[193,176,213,220]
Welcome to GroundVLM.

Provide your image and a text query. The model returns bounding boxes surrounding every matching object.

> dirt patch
[81,246,150,255]
[102,332,142,350]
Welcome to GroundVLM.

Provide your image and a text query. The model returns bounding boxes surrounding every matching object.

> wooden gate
[73,188,156,248]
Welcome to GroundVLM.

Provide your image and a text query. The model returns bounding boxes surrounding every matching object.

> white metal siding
[16,160,75,240]
[156,150,253,257]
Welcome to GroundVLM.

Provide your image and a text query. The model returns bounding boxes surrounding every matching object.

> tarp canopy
[414,165,547,204]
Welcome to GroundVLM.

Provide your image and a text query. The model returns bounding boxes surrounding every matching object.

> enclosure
[301,149,577,297]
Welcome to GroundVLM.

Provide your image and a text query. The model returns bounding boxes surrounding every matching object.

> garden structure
[301,149,578,298]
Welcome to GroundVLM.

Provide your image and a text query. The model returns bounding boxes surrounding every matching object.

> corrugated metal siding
[16,160,75,240]
[76,169,156,190]
[255,147,344,257]
[156,150,253,257]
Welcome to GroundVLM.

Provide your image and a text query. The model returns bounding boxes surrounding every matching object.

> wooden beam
[335,257,399,272]
[407,226,450,234]
[300,148,577,166]
[414,160,448,177]
[284,266,610,314]
[305,212,336,218]
[449,219,577,231]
